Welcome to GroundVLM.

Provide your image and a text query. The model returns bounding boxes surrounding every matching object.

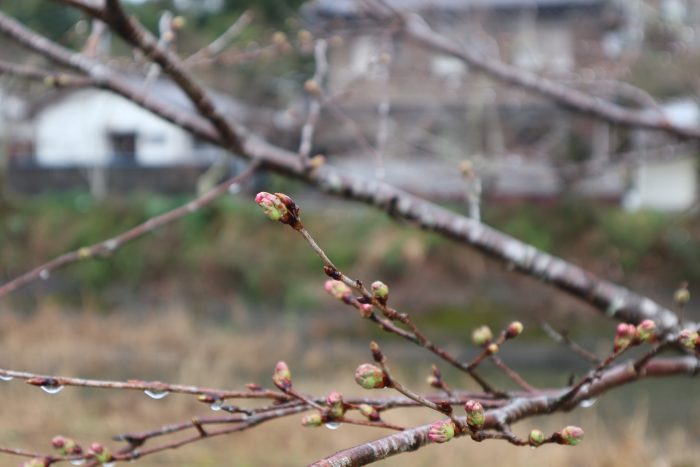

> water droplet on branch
[210,399,223,411]
[39,269,50,280]
[144,389,170,400]
[41,384,65,394]
[579,398,597,408]
[325,422,342,430]
[69,460,85,466]
[0,375,13,381]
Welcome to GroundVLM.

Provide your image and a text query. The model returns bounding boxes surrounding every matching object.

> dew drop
[210,399,223,411]
[103,462,115,467]
[39,269,50,280]
[144,389,169,400]
[41,384,64,394]
[325,422,341,430]
[579,398,597,408]
[0,375,13,381]
[69,460,85,466]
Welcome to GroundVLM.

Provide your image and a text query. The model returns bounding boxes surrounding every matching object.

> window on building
[109,131,137,165]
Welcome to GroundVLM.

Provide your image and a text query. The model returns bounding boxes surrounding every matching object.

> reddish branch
[0,8,683,335]
[0,162,258,298]
[311,356,700,466]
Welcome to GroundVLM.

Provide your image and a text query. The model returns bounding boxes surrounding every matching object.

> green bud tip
[22,458,49,467]
[272,361,292,391]
[354,363,386,389]
[464,400,485,429]
[89,442,111,464]
[529,429,545,446]
[358,404,380,421]
[371,281,389,300]
[428,420,456,443]
[559,426,584,446]
[471,325,493,346]
[255,192,287,222]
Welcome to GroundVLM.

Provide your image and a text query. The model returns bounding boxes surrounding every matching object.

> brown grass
[0,306,698,466]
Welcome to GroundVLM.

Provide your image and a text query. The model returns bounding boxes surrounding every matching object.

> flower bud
[529,429,545,446]
[558,426,584,446]
[471,325,493,346]
[371,281,389,302]
[678,329,699,350]
[272,361,292,391]
[301,413,323,427]
[636,319,656,342]
[304,79,321,95]
[358,303,373,318]
[324,280,352,302]
[89,442,111,464]
[614,323,638,352]
[326,391,345,419]
[358,404,380,421]
[486,343,499,355]
[255,192,288,222]
[505,321,524,339]
[22,459,49,467]
[464,400,485,429]
[428,420,456,443]
[675,283,690,306]
[426,375,441,388]
[52,436,80,456]
[354,363,386,389]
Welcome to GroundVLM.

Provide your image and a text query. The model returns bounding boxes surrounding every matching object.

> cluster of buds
[678,329,700,351]
[255,192,301,229]
[52,436,83,457]
[613,319,656,352]
[354,363,386,389]
[324,280,353,303]
[428,419,456,444]
[555,426,585,446]
[272,361,292,391]
[88,442,112,465]
[326,391,346,420]
[371,281,389,303]
[464,400,485,430]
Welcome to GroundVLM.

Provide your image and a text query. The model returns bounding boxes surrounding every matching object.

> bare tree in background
[0,0,699,465]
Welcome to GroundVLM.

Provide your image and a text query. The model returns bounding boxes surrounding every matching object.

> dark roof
[303,0,604,18]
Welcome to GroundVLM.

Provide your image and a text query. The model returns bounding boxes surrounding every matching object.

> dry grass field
[1,306,699,466]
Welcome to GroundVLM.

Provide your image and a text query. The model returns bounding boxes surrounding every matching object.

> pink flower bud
[529,429,545,446]
[272,361,292,391]
[371,281,389,301]
[428,419,456,443]
[471,325,493,346]
[354,363,386,389]
[636,319,656,342]
[88,442,111,464]
[359,303,373,318]
[326,391,345,419]
[558,426,584,446]
[324,280,352,302]
[506,321,524,339]
[52,436,80,456]
[255,192,288,222]
[678,329,699,350]
[301,413,323,427]
[614,323,638,352]
[464,400,485,429]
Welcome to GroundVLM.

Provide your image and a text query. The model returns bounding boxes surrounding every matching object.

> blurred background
[1,0,700,465]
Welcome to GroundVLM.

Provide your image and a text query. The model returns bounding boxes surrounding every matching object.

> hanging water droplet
[144,389,169,400]
[324,422,342,430]
[39,269,50,280]
[530,446,536,450]
[210,399,223,411]
[41,384,65,394]
[103,462,115,467]
[0,374,13,381]
[579,398,597,408]
[69,459,85,466]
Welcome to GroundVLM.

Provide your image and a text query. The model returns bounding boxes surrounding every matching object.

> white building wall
[636,156,697,211]
[35,89,195,166]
